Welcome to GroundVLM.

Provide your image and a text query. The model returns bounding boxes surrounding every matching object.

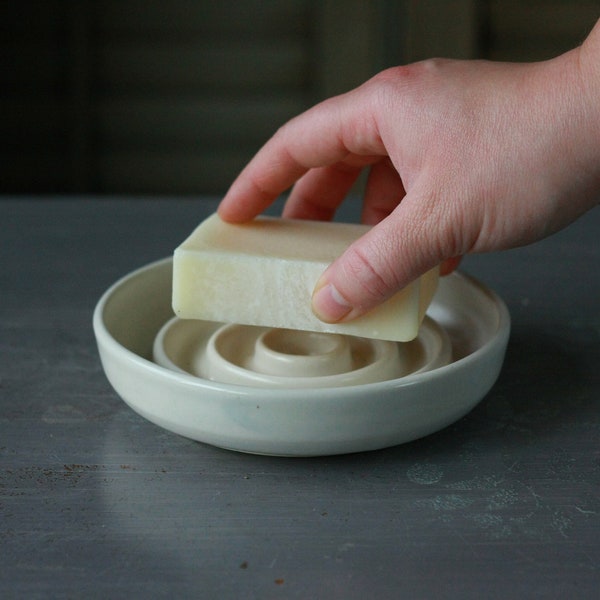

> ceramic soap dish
[93,258,510,456]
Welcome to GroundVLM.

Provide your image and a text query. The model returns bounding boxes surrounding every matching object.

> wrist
[548,22,600,209]
[575,20,600,162]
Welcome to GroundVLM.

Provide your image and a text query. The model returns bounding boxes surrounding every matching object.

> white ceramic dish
[93,258,510,456]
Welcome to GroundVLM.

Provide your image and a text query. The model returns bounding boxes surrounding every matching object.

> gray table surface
[1,197,599,599]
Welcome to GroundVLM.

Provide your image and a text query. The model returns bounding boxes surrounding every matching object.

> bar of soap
[172,214,438,342]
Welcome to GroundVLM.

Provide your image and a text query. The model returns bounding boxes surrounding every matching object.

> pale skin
[219,20,600,323]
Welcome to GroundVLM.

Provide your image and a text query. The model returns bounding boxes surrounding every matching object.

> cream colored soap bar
[172,213,438,342]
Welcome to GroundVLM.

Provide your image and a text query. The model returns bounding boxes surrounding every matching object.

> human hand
[219,23,600,323]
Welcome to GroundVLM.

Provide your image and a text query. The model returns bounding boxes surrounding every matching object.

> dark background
[2,0,598,196]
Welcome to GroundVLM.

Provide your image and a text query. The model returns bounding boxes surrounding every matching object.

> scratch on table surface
[414,494,474,512]
[551,511,572,539]
[485,487,520,510]
[574,505,597,515]
[473,513,516,540]
[409,474,592,543]
[406,462,443,485]
[445,475,504,491]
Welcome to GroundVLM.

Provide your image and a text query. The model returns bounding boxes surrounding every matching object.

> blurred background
[2,0,599,196]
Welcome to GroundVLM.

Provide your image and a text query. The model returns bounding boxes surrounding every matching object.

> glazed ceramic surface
[152,316,452,388]
[93,258,510,456]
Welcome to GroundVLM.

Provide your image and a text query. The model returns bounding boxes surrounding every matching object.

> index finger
[218,86,386,222]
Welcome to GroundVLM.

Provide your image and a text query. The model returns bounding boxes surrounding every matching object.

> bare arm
[219,20,600,323]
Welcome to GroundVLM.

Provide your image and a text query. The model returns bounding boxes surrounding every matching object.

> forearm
[575,19,600,205]
[580,17,600,74]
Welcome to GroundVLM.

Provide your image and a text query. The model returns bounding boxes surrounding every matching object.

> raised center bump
[251,329,353,377]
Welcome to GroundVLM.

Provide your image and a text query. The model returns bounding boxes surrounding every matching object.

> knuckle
[342,242,399,307]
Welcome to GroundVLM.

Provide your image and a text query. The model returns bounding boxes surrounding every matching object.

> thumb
[311,200,461,323]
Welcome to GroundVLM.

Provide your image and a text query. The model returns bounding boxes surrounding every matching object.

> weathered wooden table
[1,198,598,598]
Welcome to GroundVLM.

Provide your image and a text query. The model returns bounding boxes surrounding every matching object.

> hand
[219,23,600,323]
